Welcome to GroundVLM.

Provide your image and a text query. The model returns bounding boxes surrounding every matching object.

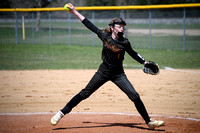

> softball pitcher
[51,3,164,130]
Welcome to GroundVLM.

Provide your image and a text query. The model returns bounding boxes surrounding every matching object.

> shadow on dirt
[53,121,165,131]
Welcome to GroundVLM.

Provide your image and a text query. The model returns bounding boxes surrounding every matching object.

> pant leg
[79,71,108,99]
[111,73,139,101]
[112,73,150,124]
[61,71,108,115]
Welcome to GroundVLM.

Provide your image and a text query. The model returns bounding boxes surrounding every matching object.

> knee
[132,95,141,103]
[79,89,92,100]
[129,93,140,102]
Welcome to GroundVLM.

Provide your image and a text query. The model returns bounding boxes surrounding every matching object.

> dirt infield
[0,69,200,133]
[0,113,199,133]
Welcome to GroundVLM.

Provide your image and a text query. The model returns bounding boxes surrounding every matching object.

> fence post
[15,10,18,44]
[149,9,152,49]
[32,12,35,44]
[49,11,52,45]
[22,16,25,40]
[183,8,186,51]
[92,11,95,46]
[68,13,71,46]
[120,10,124,19]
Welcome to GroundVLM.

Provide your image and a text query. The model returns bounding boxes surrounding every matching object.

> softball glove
[143,61,159,75]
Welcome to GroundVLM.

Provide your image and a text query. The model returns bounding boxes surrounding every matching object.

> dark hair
[103,18,126,33]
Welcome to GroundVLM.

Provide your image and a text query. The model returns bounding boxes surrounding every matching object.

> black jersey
[82,18,145,66]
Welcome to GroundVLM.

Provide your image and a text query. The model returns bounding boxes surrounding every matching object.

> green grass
[1,22,200,50]
[0,44,200,70]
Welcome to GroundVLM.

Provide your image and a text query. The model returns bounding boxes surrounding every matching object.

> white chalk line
[164,67,200,73]
[0,112,199,122]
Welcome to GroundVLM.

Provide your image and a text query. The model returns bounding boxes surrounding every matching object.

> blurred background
[0,0,200,50]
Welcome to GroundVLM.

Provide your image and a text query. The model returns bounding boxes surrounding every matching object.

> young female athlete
[51,3,164,129]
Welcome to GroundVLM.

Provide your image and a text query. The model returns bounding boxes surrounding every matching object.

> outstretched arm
[67,3,85,22]
[66,3,99,34]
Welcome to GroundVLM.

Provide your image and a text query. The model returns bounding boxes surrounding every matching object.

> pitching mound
[0,113,199,133]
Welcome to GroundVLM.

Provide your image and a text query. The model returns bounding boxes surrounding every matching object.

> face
[111,24,125,37]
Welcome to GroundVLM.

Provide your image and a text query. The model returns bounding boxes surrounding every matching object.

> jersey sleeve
[82,18,106,41]
[126,41,146,64]
[82,18,99,34]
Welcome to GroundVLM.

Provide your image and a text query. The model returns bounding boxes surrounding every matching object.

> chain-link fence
[0,6,200,50]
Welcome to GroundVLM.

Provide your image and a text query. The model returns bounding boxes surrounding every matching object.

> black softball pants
[61,63,150,124]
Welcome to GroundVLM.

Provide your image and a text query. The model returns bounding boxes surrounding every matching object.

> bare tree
[9,0,51,32]
[114,0,136,19]
[35,0,41,32]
